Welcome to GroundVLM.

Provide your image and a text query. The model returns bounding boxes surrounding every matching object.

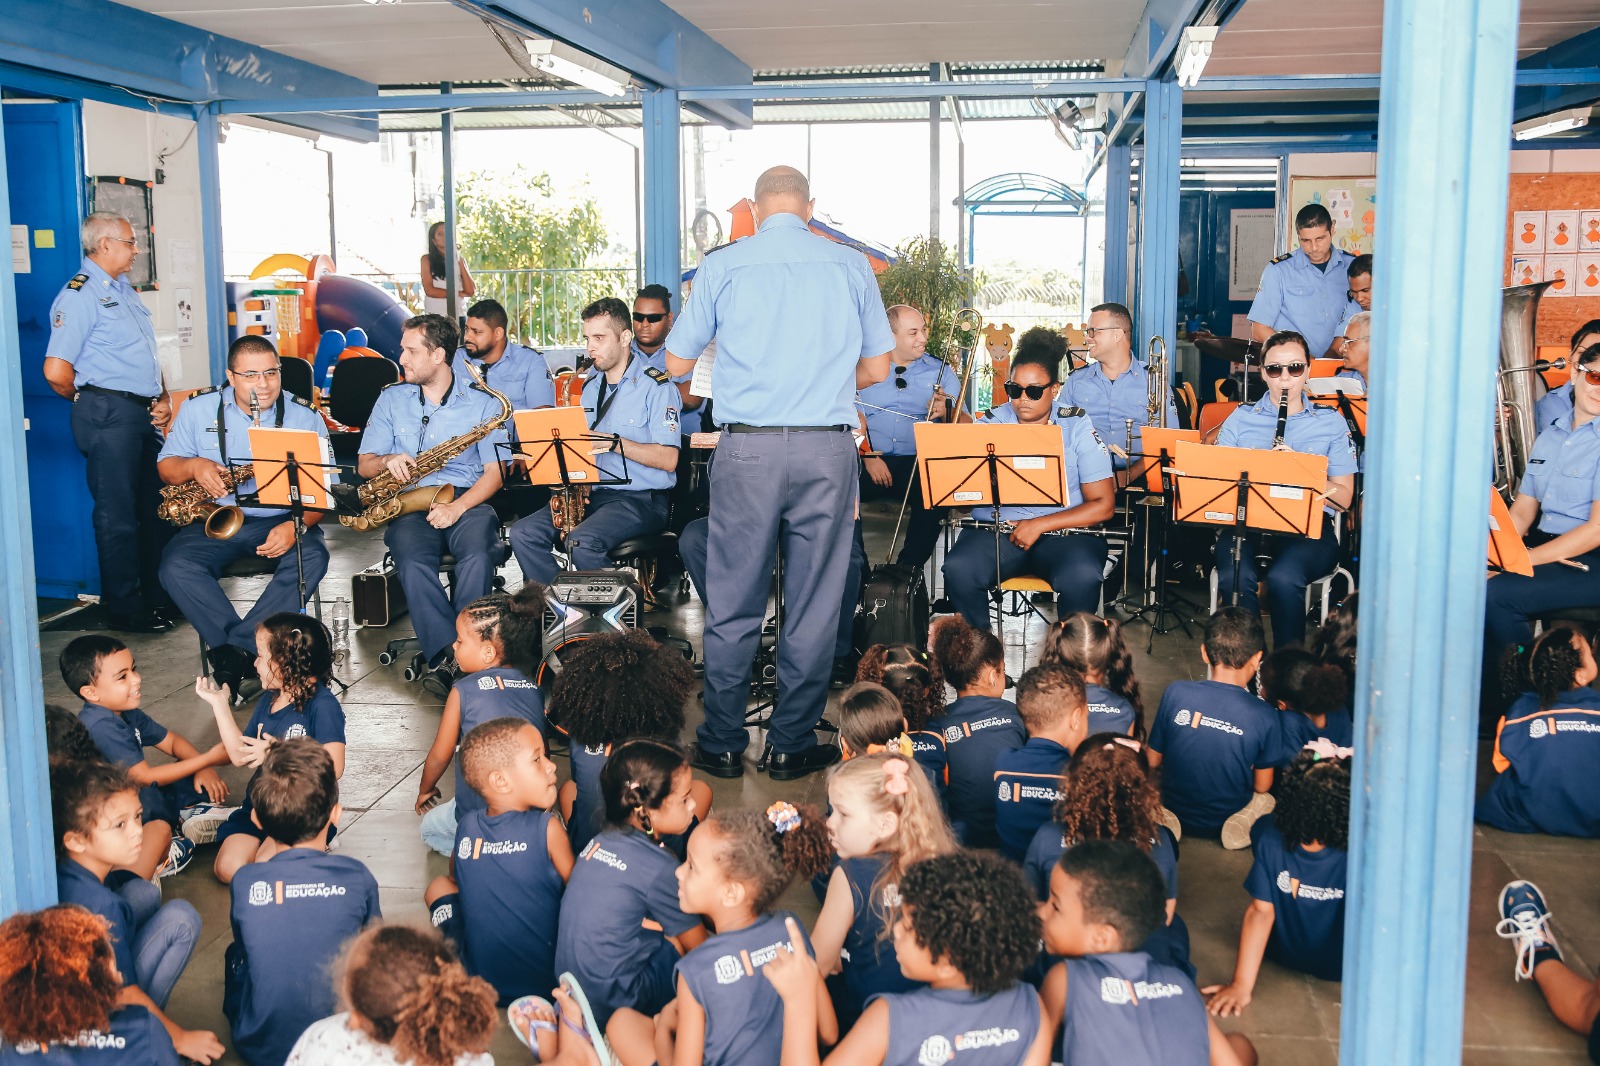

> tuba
[1495,281,1555,499]
[340,362,512,532]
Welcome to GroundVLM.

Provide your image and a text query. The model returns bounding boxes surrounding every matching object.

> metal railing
[343,267,635,347]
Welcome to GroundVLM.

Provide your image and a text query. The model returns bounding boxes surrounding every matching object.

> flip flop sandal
[558,972,617,1066]
[507,996,559,1060]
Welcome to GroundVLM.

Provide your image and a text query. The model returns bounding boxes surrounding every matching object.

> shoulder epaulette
[289,393,313,408]
[1057,405,1086,418]
[1270,252,1293,265]
[66,272,89,291]
[190,384,221,397]
[380,380,413,391]
[643,366,671,385]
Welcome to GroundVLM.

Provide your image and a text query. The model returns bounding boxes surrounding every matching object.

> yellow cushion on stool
[999,576,1054,594]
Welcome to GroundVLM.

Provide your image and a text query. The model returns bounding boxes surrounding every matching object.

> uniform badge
[52,311,65,329]
[66,272,88,291]
[664,407,679,434]
[1090,429,1108,452]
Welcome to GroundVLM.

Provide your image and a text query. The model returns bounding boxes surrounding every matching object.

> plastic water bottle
[331,596,351,667]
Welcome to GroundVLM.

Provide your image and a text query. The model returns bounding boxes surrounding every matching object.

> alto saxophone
[549,355,591,539]
[339,362,513,532]
[158,466,252,540]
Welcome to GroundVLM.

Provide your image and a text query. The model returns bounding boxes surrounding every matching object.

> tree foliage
[875,237,984,365]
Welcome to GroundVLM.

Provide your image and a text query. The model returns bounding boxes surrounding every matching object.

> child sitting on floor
[856,644,949,790]
[993,664,1091,861]
[1259,646,1352,767]
[1040,612,1146,737]
[926,617,1026,848]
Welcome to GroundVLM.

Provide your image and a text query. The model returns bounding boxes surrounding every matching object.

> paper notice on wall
[1545,255,1577,298]
[1547,211,1580,252]
[1511,256,1543,286]
[1230,313,1252,340]
[1513,211,1547,254]
[176,288,194,345]
[167,239,197,283]
[1325,189,1355,233]
[689,338,717,400]
[1581,210,1600,253]
[11,225,29,274]
[1228,208,1278,302]
[1578,254,1600,297]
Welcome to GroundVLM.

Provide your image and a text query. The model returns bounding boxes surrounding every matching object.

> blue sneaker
[1496,880,1561,981]
[156,836,196,880]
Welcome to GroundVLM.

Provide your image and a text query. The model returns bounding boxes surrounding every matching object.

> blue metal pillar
[1104,142,1131,305]
[441,83,460,322]
[642,89,682,300]
[1135,79,1181,359]
[195,103,228,381]
[0,110,56,917]
[1340,0,1519,1061]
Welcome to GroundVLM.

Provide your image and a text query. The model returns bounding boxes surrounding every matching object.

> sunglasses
[632,312,667,323]
[1261,362,1309,378]
[1003,382,1051,400]
[1580,368,1600,387]
[894,365,908,390]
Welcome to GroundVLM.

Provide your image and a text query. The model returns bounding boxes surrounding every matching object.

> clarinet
[1272,388,1290,448]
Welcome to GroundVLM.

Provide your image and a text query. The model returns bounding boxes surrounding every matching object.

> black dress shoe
[106,611,174,634]
[690,744,745,779]
[829,657,857,689]
[767,743,842,782]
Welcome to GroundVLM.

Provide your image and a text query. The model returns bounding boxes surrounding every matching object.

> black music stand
[503,408,631,562]
[1112,429,1204,648]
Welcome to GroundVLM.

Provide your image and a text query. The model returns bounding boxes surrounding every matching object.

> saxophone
[158,466,252,540]
[339,362,513,532]
[549,355,591,539]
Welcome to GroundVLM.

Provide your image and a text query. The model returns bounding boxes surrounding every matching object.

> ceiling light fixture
[1175,26,1219,89]
[525,39,630,96]
[1512,107,1591,141]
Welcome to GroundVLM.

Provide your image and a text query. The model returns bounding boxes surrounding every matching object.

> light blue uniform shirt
[663,213,895,427]
[1060,357,1180,461]
[359,371,507,489]
[1536,382,1574,438]
[1247,247,1356,358]
[1335,299,1364,342]
[452,342,556,411]
[856,353,946,455]
[634,340,703,436]
[976,402,1112,522]
[158,385,332,518]
[1219,394,1359,513]
[584,354,679,492]
[1334,367,1367,391]
[1520,412,1600,535]
[46,258,161,396]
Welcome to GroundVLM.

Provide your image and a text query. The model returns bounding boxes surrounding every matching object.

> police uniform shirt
[228,686,346,831]
[452,342,557,411]
[450,667,545,818]
[1247,247,1357,357]
[1271,709,1355,768]
[1335,299,1364,343]
[227,848,381,1066]
[925,695,1027,848]
[79,702,183,828]
[1218,394,1358,513]
[831,853,922,1027]
[1147,680,1280,833]
[158,385,331,517]
[56,860,137,988]
[855,354,946,455]
[1059,952,1208,1066]
[1243,818,1347,981]
[1060,358,1180,451]
[976,402,1113,523]
[1334,366,1367,392]
[46,258,161,396]
[1535,382,1574,436]
[1477,687,1600,839]
[0,1005,179,1065]
[871,983,1042,1066]
[1520,411,1600,535]
[358,373,507,489]
[452,806,564,1003]
[992,737,1071,861]
[675,910,816,1066]
[554,827,702,1025]
[663,213,896,427]
[1085,683,1140,737]
[582,354,679,492]
[635,340,704,437]
[1025,823,1179,903]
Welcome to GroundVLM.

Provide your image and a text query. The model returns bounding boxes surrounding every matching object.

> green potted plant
[876,237,983,366]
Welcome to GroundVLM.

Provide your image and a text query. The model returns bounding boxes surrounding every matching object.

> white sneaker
[1221,792,1276,850]
[180,803,238,845]
[1496,880,1561,981]
[1157,805,1184,843]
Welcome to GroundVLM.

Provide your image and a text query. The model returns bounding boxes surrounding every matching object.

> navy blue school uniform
[908,729,948,796]
[1147,680,1279,835]
[225,848,381,1066]
[872,983,1041,1066]
[1243,818,1346,981]
[1059,952,1209,1066]
[676,911,816,1066]
[451,666,544,819]
[215,686,346,845]
[554,827,701,1027]
[78,702,201,828]
[927,695,1026,848]
[451,806,564,1003]
[0,1005,177,1065]
[1085,683,1140,736]
[55,861,136,988]
[828,853,921,1030]
[1272,708,1355,767]
[563,743,697,859]
[992,737,1071,861]
[1477,688,1600,838]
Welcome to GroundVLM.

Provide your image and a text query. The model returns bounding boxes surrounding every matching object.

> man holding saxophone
[156,335,331,693]
[358,314,508,689]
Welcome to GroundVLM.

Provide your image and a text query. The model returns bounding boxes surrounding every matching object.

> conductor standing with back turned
[663,166,894,780]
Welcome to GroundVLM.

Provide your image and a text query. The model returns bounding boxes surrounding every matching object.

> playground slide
[315,274,408,361]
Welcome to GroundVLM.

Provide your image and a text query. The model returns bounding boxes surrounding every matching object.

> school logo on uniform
[478,676,499,690]
[1529,719,1550,739]
[284,724,307,739]
[1174,709,1193,727]
[133,727,144,746]
[431,902,453,926]
[916,1034,955,1065]
[713,955,743,985]
[458,837,473,860]
[1100,976,1134,1004]
[943,726,963,743]
[579,840,628,871]
[248,881,273,907]
[1276,869,1342,901]
[997,782,1013,802]
[883,883,902,909]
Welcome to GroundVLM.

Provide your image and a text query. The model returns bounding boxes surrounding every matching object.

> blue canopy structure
[957,171,1089,264]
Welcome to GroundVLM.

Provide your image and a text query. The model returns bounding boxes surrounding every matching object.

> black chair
[279,356,315,403]
[328,357,400,464]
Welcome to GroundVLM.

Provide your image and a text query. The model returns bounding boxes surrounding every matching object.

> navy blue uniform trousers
[510,487,669,585]
[73,390,172,616]
[1215,528,1340,647]
[942,526,1108,630]
[1485,548,1600,652]
[160,516,328,652]
[385,504,500,663]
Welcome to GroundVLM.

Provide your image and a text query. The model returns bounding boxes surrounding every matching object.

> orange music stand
[1310,391,1368,440]
[912,422,1067,510]
[509,407,614,489]
[247,427,334,510]
[1309,359,1343,379]
[1488,487,1534,577]
[1131,426,1202,494]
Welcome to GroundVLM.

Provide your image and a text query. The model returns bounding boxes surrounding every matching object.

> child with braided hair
[855,644,949,787]
[1040,611,1146,738]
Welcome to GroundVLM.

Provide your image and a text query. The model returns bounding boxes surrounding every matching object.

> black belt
[722,423,850,434]
[78,384,157,406]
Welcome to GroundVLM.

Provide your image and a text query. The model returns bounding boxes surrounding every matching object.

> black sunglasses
[1003,382,1051,401]
[1261,362,1309,378]
[632,312,667,323]
[894,365,908,390]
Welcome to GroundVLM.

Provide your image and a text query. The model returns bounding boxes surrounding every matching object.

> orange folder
[1171,441,1329,538]
[1488,487,1534,577]
[913,422,1067,510]
[1310,392,1369,437]
[1309,359,1344,379]
[512,407,602,488]
[1132,426,1202,493]
[247,427,332,510]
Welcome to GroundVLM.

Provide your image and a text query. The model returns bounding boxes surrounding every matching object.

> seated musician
[1061,302,1178,466]
[509,297,679,584]
[1534,319,1600,439]
[357,314,507,688]
[1337,310,1371,392]
[454,298,556,409]
[157,336,331,693]
[1213,331,1358,649]
[941,349,1116,630]
[1485,341,1600,657]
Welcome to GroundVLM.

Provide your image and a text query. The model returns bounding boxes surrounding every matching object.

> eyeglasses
[1003,382,1051,400]
[632,312,667,323]
[106,237,138,248]
[894,365,908,390]
[1261,362,1309,378]
[1344,334,1369,346]
[231,367,282,381]
[1084,326,1122,337]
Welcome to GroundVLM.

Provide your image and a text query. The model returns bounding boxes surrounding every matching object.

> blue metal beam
[1513,27,1600,121]
[0,62,196,119]
[442,84,462,322]
[641,89,681,302]
[1104,143,1132,305]
[1136,80,1181,363]
[194,104,228,382]
[0,109,56,918]
[1341,0,1519,1062]
[216,88,614,116]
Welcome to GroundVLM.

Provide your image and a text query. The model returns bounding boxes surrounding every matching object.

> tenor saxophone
[158,467,252,540]
[339,363,513,532]
[549,355,590,538]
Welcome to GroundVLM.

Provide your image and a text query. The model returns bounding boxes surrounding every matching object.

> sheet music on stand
[689,339,717,401]
[504,406,631,489]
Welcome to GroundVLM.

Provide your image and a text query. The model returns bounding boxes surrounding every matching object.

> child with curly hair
[855,644,949,791]
[45,704,104,765]
[1040,612,1146,738]
[546,629,708,855]
[286,924,498,1066]
[0,904,179,1064]
[993,664,1091,861]
[415,587,547,855]
[1259,646,1353,766]
[1477,623,1600,838]
[926,617,1025,848]
[1307,592,1358,696]
[194,612,346,884]
[1205,745,1351,1016]
[811,754,958,1030]
[768,852,1049,1065]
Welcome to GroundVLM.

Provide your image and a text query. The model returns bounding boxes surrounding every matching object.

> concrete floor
[34,504,1600,1064]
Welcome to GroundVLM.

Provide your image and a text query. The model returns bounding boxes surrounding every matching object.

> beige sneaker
[1221,792,1276,850]
[1158,805,1184,843]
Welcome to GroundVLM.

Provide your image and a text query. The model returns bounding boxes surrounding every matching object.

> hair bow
[1103,737,1142,753]
[867,733,915,759]
[766,801,802,835]
[883,758,911,796]
[1304,738,1353,762]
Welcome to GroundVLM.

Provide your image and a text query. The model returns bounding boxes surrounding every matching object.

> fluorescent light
[361,0,399,5]
[525,40,630,97]
[1175,26,1219,89]
[1512,107,1591,141]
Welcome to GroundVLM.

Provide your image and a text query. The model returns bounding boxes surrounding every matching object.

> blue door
[4,101,94,600]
